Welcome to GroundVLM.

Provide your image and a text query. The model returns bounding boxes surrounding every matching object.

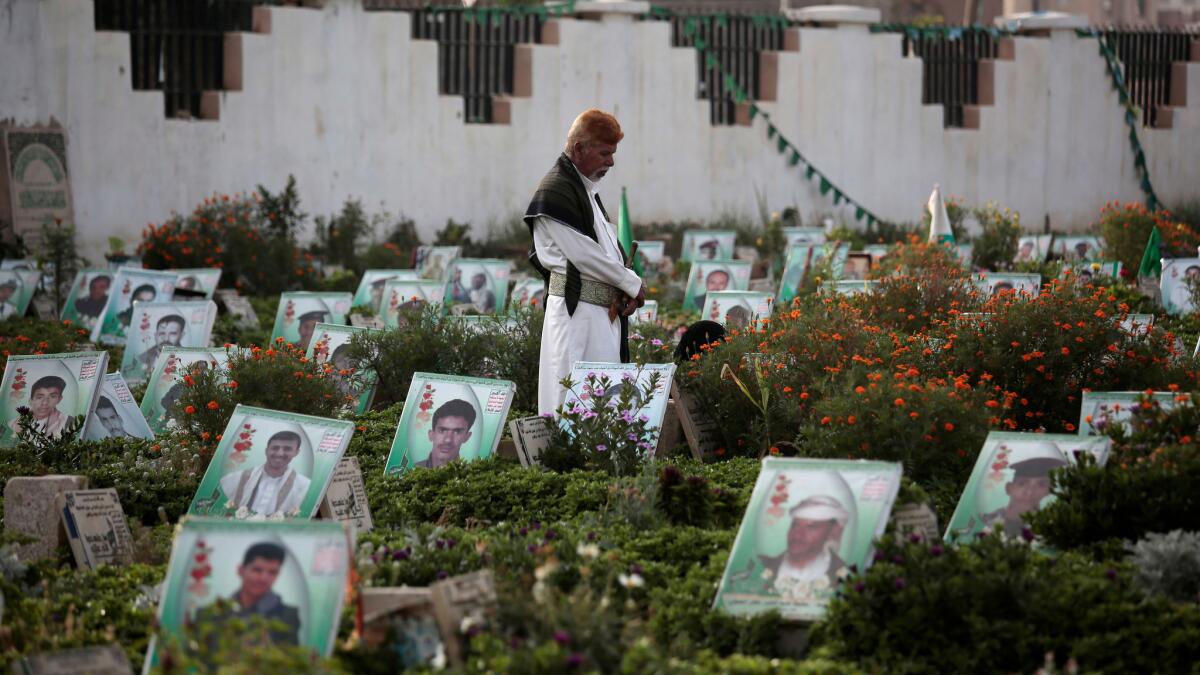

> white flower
[267,511,286,521]
[618,573,644,589]
[576,543,600,560]
[224,500,238,510]
[234,506,251,519]
[459,612,482,634]
[532,580,547,604]
[760,568,774,581]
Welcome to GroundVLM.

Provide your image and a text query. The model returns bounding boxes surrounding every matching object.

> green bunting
[1088,32,1162,211]
[789,150,801,167]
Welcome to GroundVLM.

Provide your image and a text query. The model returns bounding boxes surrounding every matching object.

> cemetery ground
[1,186,1200,673]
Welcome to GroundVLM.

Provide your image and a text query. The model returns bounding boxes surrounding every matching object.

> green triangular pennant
[683,18,698,37]
[749,104,759,120]
[767,124,777,139]
[789,150,801,166]
[833,189,843,205]
[777,136,787,153]
[855,207,866,221]
[819,177,832,196]
[805,166,816,180]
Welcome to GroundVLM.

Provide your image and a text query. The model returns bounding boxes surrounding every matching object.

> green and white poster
[119,300,218,385]
[91,268,178,346]
[682,260,751,312]
[145,517,351,670]
[945,432,1111,542]
[306,323,377,414]
[382,279,445,328]
[84,372,155,441]
[562,362,677,452]
[60,268,112,331]
[444,259,511,315]
[353,269,421,312]
[0,351,108,448]
[700,291,772,328]
[188,405,353,519]
[777,243,848,305]
[681,230,736,262]
[414,245,460,281]
[383,373,515,475]
[713,457,902,621]
[1077,391,1180,436]
[0,268,39,319]
[270,292,352,352]
[166,268,222,299]
[140,346,240,433]
[975,273,1041,299]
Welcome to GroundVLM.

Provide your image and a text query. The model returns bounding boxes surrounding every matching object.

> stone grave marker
[360,587,442,667]
[10,644,132,675]
[0,127,74,247]
[670,382,722,460]
[4,475,87,561]
[57,488,133,569]
[215,289,259,330]
[507,416,552,467]
[318,456,373,533]
[890,502,940,543]
[348,313,384,330]
[430,569,496,665]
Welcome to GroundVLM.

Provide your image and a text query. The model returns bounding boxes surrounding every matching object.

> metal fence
[93,0,266,119]
[902,30,999,128]
[664,16,786,125]
[407,10,542,124]
[1102,27,1198,127]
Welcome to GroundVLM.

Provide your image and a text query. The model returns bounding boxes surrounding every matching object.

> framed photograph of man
[84,372,154,441]
[382,279,445,328]
[0,268,38,319]
[1159,258,1200,315]
[59,268,112,330]
[777,243,849,305]
[681,230,736,263]
[1050,235,1103,261]
[862,244,889,265]
[414,245,461,281]
[91,268,178,346]
[306,323,377,414]
[840,253,872,281]
[781,227,827,248]
[118,300,218,385]
[353,270,421,312]
[562,362,677,452]
[167,268,222,300]
[632,300,658,325]
[270,292,352,352]
[188,405,353,519]
[682,261,752,312]
[633,240,666,273]
[1118,313,1154,337]
[1067,261,1122,287]
[976,272,1042,299]
[0,351,108,448]
[443,259,511,315]
[383,373,516,475]
[508,277,547,310]
[146,517,352,670]
[701,291,772,329]
[1077,391,1179,436]
[945,432,1111,542]
[713,457,902,621]
[1013,234,1052,263]
[140,347,240,432]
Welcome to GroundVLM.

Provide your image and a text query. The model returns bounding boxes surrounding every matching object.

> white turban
[788,495,848,525]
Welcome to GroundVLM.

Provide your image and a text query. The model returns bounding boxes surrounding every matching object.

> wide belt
[548,271,619,308]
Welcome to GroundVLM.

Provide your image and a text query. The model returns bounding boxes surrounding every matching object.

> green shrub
[541,369,664,476]
[1097,201,1200,277]
[969,204,1021,271]
[812,534,1200,674]
[0,317,93,357]
[1127,530,1200,604]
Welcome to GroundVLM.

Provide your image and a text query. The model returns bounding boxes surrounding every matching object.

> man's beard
[589,169,607,182]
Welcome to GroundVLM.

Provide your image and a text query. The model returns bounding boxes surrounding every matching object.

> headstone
[670,383,722,460]
[890,502,940,543]
[430,570,497,666]
[734,246,760,264]
[348,313,384,330]
[57,488,133,569]
[748,278,776,294]
[360,587,443,668]
[0,127,74,248]
[318,456,373,533]
[4,475,88,561]
[654,399,683,457]
[214,289,259,330]
[10,644,132,675]
[507,416,552,468]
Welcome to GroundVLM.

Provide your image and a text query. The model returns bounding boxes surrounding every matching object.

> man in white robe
[220,430,311,516]
[524,109,645,415]
[761,495,849,588]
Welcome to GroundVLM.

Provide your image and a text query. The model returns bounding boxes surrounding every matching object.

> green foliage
[968,204,1021,271]
[345,306,541,411]
[542,370,663,476]
[1127,530,1200,604]
[312,199,372,272]
[150,616,346,674]
[36,218,87,309]
[812,534,1200,675]
[0,316,92,356]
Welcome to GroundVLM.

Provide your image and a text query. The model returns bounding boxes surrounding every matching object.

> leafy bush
[1127,530,1200,604]
[137,176,319,295]
[969,203,1021,271]
[812,534,1200,674]
[0,317,93,357]
[1097,201,1200,277]
[541,369,664,476]
[169,342,346,451]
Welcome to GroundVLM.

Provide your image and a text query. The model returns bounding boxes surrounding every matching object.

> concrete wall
[1,0,1198,253]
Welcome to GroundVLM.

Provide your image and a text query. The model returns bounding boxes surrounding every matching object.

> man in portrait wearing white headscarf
[761,495,849,588]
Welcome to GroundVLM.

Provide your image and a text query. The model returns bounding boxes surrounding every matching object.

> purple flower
[545,529,558,541]
[596,444,608,452]
[582,411,598,420]
[392,548,410,561]
[1106,568,1118,581]
[638,415,649,423]
[553,629,571,645]
[1021,527,1036,543]
[930,544,944,557]
[531,521,542,530]
[891,554,905,564]
[621,411,636,423]
[565,653,585,668]
[519,527,528,536]
[508,636,523,649]
[527,544,538,553]
[873,551,885,562]
[587,531,597,541]
[651,339,664,347]
[435,539,446,550]
[446,538,457,548]
[466,624,481,637]
[15,406,30,416]
[894,577,907,590]
[854,582,866,593]
[594,387,606,397]
[631,563,644,576]
[908,533,923,544]
[436,570,449,580]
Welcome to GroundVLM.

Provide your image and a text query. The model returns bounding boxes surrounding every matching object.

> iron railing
[902,30,999,128]
[664,16,786,125]
[406,10,542,124]
[94,0,268,119]
[1101,27,1199,126]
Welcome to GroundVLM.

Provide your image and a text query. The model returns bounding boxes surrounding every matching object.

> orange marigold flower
[944,422,955,432]
[894,398,905,407]
[854,386,866,394]
[206,400,219,410]
[820,416,832,425]
[184,405,196,414]
[847,415,857,425]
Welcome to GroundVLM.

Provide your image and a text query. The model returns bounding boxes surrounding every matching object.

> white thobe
[533,171,642,415]
[776,549,833,584]
[220,466,311,516]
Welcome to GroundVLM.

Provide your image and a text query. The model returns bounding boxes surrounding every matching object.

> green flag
[618,187,641,275]
[1138,225,1161,278]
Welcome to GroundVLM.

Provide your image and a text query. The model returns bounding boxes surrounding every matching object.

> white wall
[1,0,1198,254]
